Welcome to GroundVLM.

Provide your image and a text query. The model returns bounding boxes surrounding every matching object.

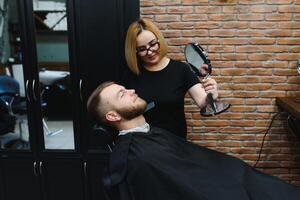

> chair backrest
[0,75,20,101]
[0,75,18,135]
[11,64,25,97]
[92,123,118,152]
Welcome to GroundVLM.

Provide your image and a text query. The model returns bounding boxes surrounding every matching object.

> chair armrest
[0,92,19,98]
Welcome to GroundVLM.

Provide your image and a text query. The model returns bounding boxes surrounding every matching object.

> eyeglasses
[136,40,160,57]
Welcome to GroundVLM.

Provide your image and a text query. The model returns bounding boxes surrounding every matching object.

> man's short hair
[87,81,115,123]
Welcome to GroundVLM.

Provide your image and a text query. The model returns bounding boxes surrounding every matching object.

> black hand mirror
[184,43,230,116]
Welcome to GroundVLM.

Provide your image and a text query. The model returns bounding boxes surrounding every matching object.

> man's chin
[117,100,147,120]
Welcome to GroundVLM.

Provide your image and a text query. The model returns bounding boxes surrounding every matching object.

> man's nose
[127,89,135,95]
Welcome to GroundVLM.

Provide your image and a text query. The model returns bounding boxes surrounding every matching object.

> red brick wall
[140,0,300,187]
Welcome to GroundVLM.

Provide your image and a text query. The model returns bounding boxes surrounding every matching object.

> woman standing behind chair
[121,18,218,138]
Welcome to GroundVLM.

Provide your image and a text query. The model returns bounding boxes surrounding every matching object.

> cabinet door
[39,158,85,200]
[1,157,41,200]
[0,0,37,153]
[85,156,118,200]
[30,0,77,152]
[68,0,139,153]
[0,158,4,200]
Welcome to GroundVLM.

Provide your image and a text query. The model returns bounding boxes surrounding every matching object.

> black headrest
[91,123,118,147]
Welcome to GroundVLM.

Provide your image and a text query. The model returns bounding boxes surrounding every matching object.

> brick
[142,7,166,14]
[231,148,258,154]
[205,120,231,126]
[218,113,244,119]
[260,76,287,83]
[210,0,238,5]
[247,69,273,75]
[248,53,274,61]
[223,22,249,29]
[208,45,235,52]
[194,22,221,29]
[229,105,257,111]
[218,127,244,133]
[250,5,278,13]
[182,14,208,21]
[265,30,292,37]
[296,14,300,21]
[266,13,292,21]
[222,38,249,45]
[162,30,182,38]
[250,22,277,29]
[231,76,260,83]
[266,0,293,4]
[140,0,154,7]
[167,6,193,14]
[230,120,256,127]
[155,15,180,22]
[236,46,261,52]
[278,22,300,29]
[279,6,300,13]
[274,69,298,76]
[235,61,263,68]
[244,113,271,119]
[182,0,208,5]
[272,84,299,91]
[259,92,286,98]
[239,0,265,4]
[238,14,264,21]
[153,0,181,6]
[245,98,273,105]
[293,31,300,37]
[237,30,264,37]
[222,53,248,60]
[209,14,236,21]
[250,38,276,44]
[263,61,288,68]
[220,68,247,76]
[210,30,236,37]
[259,46,290,53]
[276,53,300,61]
[168,22,194,29]
[182,30,208,37]
[287,77,300,84]
[218,141,243,147]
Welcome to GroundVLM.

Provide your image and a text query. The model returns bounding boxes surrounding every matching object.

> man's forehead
[101,84,124,98]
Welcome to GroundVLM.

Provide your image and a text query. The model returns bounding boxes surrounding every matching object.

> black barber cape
[104,127,300,200]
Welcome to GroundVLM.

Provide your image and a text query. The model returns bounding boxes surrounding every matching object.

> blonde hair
[125,18,168,75]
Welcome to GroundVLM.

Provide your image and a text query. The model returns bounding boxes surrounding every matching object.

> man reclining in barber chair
[87,81,300,200]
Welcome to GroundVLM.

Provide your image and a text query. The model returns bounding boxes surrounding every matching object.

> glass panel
[0,0,31,150]
[33,0,74,150]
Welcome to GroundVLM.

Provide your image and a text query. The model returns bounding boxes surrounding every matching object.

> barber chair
[11,64,62,136]
[0,75,27,149]
[92,123,120,200]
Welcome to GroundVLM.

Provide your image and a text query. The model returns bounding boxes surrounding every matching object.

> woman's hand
[201,77,218,100]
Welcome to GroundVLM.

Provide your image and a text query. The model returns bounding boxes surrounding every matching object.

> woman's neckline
[143,57,171,72]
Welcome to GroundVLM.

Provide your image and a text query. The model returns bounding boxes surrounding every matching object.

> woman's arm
[188,77,218,108]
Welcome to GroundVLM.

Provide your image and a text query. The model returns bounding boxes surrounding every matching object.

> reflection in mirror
[33,0,74,150]
[0,0,30,150]
[185,43,230,116]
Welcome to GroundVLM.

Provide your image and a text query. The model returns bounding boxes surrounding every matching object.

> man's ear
[105,111,121,122]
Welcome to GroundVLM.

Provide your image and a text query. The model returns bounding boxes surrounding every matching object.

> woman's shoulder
[168,59,192,72]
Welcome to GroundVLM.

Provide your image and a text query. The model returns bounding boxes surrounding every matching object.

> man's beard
[116,100,147,120]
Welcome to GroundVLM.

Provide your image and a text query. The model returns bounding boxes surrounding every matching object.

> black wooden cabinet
[1,157,41,200]
[0,0,139,200]
[84,155,110,200]
[39,157,85,200]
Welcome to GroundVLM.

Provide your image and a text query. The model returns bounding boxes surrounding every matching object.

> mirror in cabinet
[32,0,75,150]
[0,0,31,151]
